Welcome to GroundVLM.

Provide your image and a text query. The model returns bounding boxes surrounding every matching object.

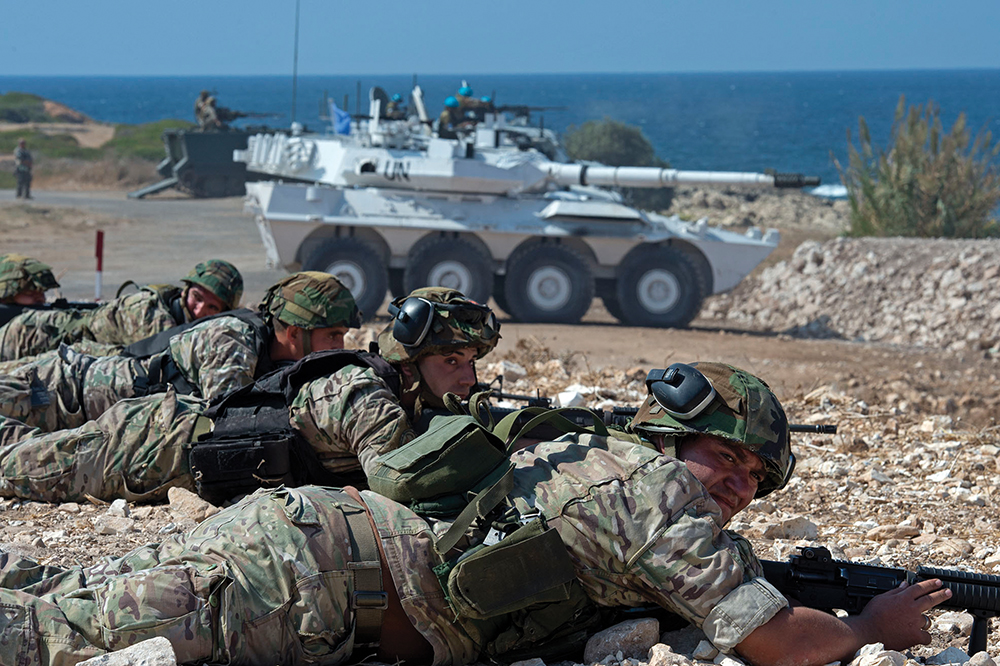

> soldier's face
[676,435,766,525]
[12,289,45,306]
[308,326,349,352]
[416,348,478,399]
[185,285,228,319]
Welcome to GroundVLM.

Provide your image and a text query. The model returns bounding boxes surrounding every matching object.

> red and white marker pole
[95,230,104,302]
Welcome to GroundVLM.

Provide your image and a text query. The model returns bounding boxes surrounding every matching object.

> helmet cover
[0,254,59,301]
[630,361,791,497]
[182,259,244,310]
[259,271,361,329]
[378,287,500,363]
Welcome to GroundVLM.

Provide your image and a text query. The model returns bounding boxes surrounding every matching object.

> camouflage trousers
[0,308,91,361]
[0,346,146,432]
[0,389,200,503]
[0,486,365,666]
[0,339,124,375]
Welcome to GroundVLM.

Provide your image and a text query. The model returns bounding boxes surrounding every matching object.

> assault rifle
[472,382,836,438]
[0,298,100,327]
[762,546,1000,655]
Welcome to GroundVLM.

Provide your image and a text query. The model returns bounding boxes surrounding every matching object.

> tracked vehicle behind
[237,106,818,326]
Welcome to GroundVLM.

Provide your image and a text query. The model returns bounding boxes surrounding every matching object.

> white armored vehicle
[237,98,819,326]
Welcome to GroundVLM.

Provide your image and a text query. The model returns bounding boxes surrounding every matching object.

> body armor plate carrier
[189,349,401,505]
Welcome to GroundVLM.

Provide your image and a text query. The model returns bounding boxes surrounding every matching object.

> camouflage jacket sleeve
[509,435,787,653]
[84,291,177,346]
[288,366,414,477]
[167,316,260,401]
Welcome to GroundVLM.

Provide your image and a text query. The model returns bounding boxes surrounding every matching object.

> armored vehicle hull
[244,178,779,327]
[238,114,817,326]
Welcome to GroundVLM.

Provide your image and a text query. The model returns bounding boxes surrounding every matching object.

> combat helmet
[259,271,361,330]
[378,287,500,364]
[458,86,473,97]
[630,362,792,498]
[0,254,59,302]
[182,259,244,310]
[444,96,460,109]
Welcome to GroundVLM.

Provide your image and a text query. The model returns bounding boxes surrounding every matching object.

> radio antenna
[291,0,301,124]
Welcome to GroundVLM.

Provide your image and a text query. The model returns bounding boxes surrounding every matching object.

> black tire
[596,279,625,322]
[614,245,703,328]
[302,237,387,320]
[492,275,510,316]
[503,243,594,324]
[389,268,406,299]
[403,236,493,305]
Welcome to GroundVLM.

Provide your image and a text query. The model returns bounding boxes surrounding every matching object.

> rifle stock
[763,546,1000,655]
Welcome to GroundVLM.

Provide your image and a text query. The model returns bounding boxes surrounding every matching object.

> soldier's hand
[857,579,952,650]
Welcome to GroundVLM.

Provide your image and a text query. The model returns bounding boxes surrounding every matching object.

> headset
[388,297,498,348]
[645,363,718,420]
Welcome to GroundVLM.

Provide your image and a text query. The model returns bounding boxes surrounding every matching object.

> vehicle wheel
[303,237,387,320]
[388,268,406,299]
[615,245,703,328]
[596,279,625,322]
[503,243,594,324]
[403,236,493,305]
[492,275,510,316]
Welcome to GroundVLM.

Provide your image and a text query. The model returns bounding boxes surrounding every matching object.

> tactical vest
[121,308,273,396]
[189,349,401,505]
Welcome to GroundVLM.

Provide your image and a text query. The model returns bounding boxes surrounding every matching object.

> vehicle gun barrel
[545,164,821,189]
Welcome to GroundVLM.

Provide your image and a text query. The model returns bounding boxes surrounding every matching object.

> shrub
[564,118,674,211]
[836,95,1000,238]
[0,92,50,123]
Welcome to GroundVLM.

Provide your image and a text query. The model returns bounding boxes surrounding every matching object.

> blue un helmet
[480,96,492,104]
[444,96,460,109]
[391,93,403,102]
[458,85,473,97]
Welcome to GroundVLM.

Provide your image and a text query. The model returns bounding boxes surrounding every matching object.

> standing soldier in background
[13,138,32,199]
[0,259,243,361]
[0,272,358,432]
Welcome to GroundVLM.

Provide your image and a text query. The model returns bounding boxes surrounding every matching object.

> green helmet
[259,271,361,329]
[630,362,792,498]
[378,287,500,363]
[181,259,244,310]
[0,254,59,302]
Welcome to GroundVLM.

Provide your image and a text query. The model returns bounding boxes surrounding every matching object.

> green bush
[836,95,1000,238]
[0,130,101,159]
[564,117,674,212]
[0,92,50,123]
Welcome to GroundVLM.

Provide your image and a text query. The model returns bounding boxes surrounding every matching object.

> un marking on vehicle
[383,160,411,182]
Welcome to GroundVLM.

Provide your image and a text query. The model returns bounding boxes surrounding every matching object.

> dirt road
[2,188,995,425]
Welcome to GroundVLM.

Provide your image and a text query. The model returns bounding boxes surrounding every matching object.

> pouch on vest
[189,431,295,505]
[437,517,577,621]
[367,413,510,508]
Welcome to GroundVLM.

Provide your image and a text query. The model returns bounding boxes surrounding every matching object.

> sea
[2,70,1000,194]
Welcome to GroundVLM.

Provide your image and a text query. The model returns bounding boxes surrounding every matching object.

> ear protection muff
[645,363,718,420]
[388,297,436,347]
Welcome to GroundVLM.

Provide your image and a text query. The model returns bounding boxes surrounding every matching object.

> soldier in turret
[0,259,243,361]
[13,139,32,199]
[438,96,469,139]
[385,93,407,119]
[0,362,951,666]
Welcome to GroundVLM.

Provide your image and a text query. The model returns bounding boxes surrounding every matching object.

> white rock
[925,647,970,664]
[555,391,588,408]
[583,618,660,663]
[107,499,130,518]
[168,487,220,523]
[92,515,135,535]
[79,637,177,665]
[509,659,546,666]
[761,516,818,540]
[490,360,527,383]
[692,639,719,660]
[646,645,693,666]
[934,610,973,636]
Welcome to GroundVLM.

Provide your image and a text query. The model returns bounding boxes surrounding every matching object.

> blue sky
[3,0,999,76]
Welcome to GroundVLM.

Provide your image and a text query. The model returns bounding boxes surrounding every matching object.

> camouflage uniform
[14,141,32,199]
[0,287,497,503]
[0,259,243,361]
[0,433,787,664]
[0,272,361,433]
